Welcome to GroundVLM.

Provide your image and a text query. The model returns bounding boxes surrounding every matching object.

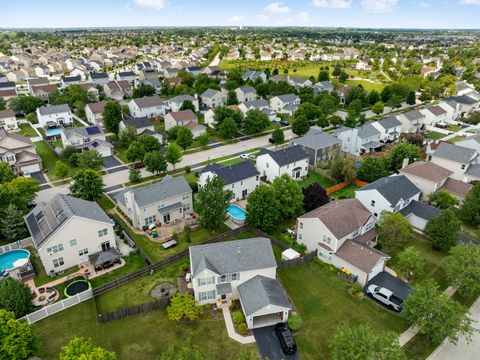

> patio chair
[38,287,45,294]
[48,292,56,300]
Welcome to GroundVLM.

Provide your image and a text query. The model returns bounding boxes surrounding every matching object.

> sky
[2,0,480,29]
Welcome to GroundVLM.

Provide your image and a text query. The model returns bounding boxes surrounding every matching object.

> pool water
[227,205,247,220]
[45,128,63,136]
[0,249,30,271]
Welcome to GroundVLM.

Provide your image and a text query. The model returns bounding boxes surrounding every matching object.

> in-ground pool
[227,205,247,224]
[64,279,92,297]
[45,128,63,136]
[0,249,30,271]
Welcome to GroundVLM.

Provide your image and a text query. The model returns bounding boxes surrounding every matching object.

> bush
[347,283,364,300]
[232,310,245,325]
[184,166,191,173]
[287,312,303,332]
[236,322,248,335]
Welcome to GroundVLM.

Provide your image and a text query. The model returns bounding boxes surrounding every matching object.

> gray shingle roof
[466,163,480,177]
[357,175,421,206]
[275,93,298,103]
[433,142,477,164]
[292,128,340,150]
[257,145,308,167]
[375,116,402,130]
[402,110,425,121]
[448,95,477,105]
[238,275,291,316]
[243,99,269,109]
[37,104,71,115]
[121,117,154,129]
[90,72,108,79]
[132,96,164,108]
[63,125,103,140]
[190,238,276,278]
[358,123,381,139]
[201,160,259,185]
[400,200,441,221]
[201,89,221,99]
[169,94,196,104]
[237,86,256,94]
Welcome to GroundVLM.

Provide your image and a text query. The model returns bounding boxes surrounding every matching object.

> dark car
[280,120,289,127]
[268,137,275,144]
[275,323,297,355]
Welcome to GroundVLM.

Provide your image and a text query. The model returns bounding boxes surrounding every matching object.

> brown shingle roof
[169,109,197,122]
[86,101,107,114]
[440,178,473,198]
[335,240,389,273]
[0,109,15,118]
[427,105,447,116]
[400,161,453,183]
[133,95,163,108]
[31,84,57,95]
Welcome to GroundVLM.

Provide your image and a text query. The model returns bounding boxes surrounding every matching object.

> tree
[356,157,389,183]
[176,127,194,150]
[303,183,329,212]
[459,182,480,226]
[143,152,167,174]
[377,211,414,256]
[217,117,237,139]
[0,204,29,242]
[318,70,330,82]
[406,91,416,105]
[118,127,137,148]
[0,97,6,111]
[243,109,270,134]
[132,82,155,98]
[368,90,381,105]
[428,190,459,209]
[371,101,385,115]
[271,174,304,219]
[126,141,145,163]
[165,143,182,170]
[396,246,424,281]
[0,161,15,184]
[227,90,238,105]
[246,185,281,233]
[0,278,35,318]
[403,279,475,344]
[102,101,123,134]
[62,145,79,166]
[271,127,284,144]
[194,176,232,230]
[330,324,405,360]
[167,293,203,321]
[180,100,195,112]
[291,115,310,136]
[77,150,103,170]
[213,106,244,128]
[424,209,461,251]
[388,142,421,171]
[0,309,39,360]
[137,134,161,153]
[160,344,212,360]
[444,244,480,298]
[60,337,116,360]
[328,149,356,184]
[128,168,141,183]
[9,95,44,115]
[0,177,40,212]
[70,169,104,201]
[55,161,69,179]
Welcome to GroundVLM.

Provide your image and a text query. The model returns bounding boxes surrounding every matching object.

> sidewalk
[221,307,256,344]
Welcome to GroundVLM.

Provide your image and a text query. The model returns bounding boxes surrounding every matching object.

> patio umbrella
[13,258,28,268]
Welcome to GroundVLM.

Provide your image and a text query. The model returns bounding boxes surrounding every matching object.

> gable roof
[243,99,269,109]
[335,240,390,273]
[201,160,259,185]
[257,145,307,167]
[132,95,164,108]
[169,94,196,104]
[121,116,154,129]
[0,109,15,118]
[189,238,276,278]
[433,142,477,164]
[37,104,71,116]
[292,128,340,150]
[400,161,453,183]
[402,110,425,121]
[86,100,107,114]
[274,93,298,103]
[357,175,421,205]
[440,177,473,197]
[168,109,197,122]
[400,200,441,221]
[63,125,104,140]
[375,116,402,130]
[237,86,256,94]
[358,123,381,139]
[89,72,108,79]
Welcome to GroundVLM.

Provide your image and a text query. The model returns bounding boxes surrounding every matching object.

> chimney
[401,158,410,169]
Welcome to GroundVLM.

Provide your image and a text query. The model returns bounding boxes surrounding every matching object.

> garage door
[407,214,427,231]
[98,147,113,157]
[368,261,384,282]
[21,164,41,175]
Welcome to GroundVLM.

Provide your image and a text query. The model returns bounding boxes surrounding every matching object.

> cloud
[297,12,311,24]
[257,14,270,23]
[133,0,166,10]
[459,0,480,4]
[264,2,290,14]
[312,0,352,8]
[361,0,398,13]
[226,15,244,24]
[416,2,431,7]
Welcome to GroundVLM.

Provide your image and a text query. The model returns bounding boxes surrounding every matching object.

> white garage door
[21,164,41,175]
[368,261,384,282]
[407,214,427,231]
[98,147,113,157]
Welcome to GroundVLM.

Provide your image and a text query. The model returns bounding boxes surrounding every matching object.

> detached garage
[238,275,291,329]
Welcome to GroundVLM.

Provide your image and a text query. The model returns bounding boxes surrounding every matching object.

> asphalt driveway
[30,171,51,189]
[253,326,300,360]
[103,156,128,173]
[364,272,411,311]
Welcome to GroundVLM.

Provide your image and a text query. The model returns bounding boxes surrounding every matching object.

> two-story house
[103,80,132,101]
[164,110,206,138]
[85,101,108,126]
[334,123,382,156]
[113,175,193,229]
[0,109,18,130]
[234,86,257,103]
[255,145,309,183]
[36,104,73,128]
[396,110,426,133]
[420,105,448,126]
[370,117,402,143]
[242,71,266,82]
[88,72,109,86]
[168,94,199,112]
[61,125,113,157]
[198,161,260,202]
[429,141,478,181]
[24,194,117,274]
[128,96,167,118]
[60,75,81,88]
[297,199,389,285]
[118,117,163,142]
[238,99,269,115]
[270,94,300,113]
[189,238,291,329]
[290,128,340,165]
[116,71,136,84]
[200,89,227,109]
[0,129,42,175]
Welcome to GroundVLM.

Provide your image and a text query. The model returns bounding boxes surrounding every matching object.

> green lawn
[447,124,461,132]
[29,251,79,287]
[33,299,251,360]
[279,261,409,359]
[182,172,198,189]
[346,79,384,92]
[18,122,38,137]
[300,171,335,189]
[330,183,360,199]
[35,141,60,177]
[97,194,116,212]
[218,157,244,166]
[114,146,129,164]
[426,131,446,140]
[447,135,465,143]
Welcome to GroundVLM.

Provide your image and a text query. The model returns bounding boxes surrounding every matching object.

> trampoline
[64,279,91,297]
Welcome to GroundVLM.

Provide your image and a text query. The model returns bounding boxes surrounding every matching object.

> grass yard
[426,131,446,140]
[35,141,60,177]
[300,171,335,189]
[279,261,409,359]
[330,183,360,199]
[114,146,129,164]
[18,122,38,137]
[29,252,79,287]
[447,124,461,132]
[217,157,244,166]
[33,299,250,360]
[346,79,384,92]
[97,194,116,212]
[182,171,198,189]
[447,135,465,143]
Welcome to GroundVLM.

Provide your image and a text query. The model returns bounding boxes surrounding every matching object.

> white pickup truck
[366,285,403,312]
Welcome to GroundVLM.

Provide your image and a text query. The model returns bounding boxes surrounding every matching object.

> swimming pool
[45,128,63,136]
[0,249,30,271]
[227,205,247,223]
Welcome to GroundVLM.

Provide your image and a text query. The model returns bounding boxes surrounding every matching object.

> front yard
[426,130,446,140]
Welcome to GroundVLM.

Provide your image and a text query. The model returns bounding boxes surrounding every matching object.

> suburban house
[420,105,448,126]
[36,104,73,128]
[128,96,167,118]
[103,80,132,101]
[31,84,58,101]
[297,199,389,285]
[456,134,480,153]
[60,125,113,157]
[88,72,109,85]
[313,81,334,94]
[0,129,42,175]
[119,117,163,142]
[59,75,81,88]
[396,110,426,133]
[198,161,260,202]
[429,141,478,181]
[114,175,193,229]
[238,99,269,115]
[242,71,266,82]
[27,77,49,91]
[235,86,257,103]
[24,194,117,274]
[255,145,309,183]
[370,117,402,142]
[85,101,107,126]
[168,94,199,112]
[203,105,241,127]
[270,94,300,113]
[200,89,227,109]
[334,123,382,156]
[189,238,291,329]
[0,109,18,130]
[291,127,340,165]
[116,71,136,84]
[164,110,206,138]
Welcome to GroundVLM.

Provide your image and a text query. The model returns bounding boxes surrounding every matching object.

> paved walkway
[221,307,256,344]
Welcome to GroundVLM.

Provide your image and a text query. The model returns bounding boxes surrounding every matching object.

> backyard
[425,130,445,141]
[299,171,335,189]
[18,122,38,137]
[35,141,76,180]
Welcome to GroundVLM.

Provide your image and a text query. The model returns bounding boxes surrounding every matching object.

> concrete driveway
[253,326,300,360]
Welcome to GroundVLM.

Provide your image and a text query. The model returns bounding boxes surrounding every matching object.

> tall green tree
[271,127,284,144]
[55,161,69,179]
[246,185,281,233]
[194,176,232,230]
[328,149,356,184]
[176,127,194,150]
[9,95,44,115]
[77,150,103,170]
[388,142,421,171]
[459,182,480,226]
[218,117,237,139]
[0,162,15,184]
[424,209,461,251]
[243,109,270,135]
[143,152,167,174]
[126,141,146,163]
[291,115,310,136]
[60,337,116,360]
[102,101,123,134]
[0,278,35,318]
[0,309,39,360]
[118,127,137,148]
[0,204,28,242]
[180,100,195,112]
[227,90,238,105]
[70,169,104,201]
[137,134,161,153]
[165,143,182,170]
[356,157,389,183]
[371,101,385,115]
[271,174,304,219]
[377,211,414,256]
[396,246,424,281]
[444,244,480,298]
[0,97,6,111]
[132,83,155,98]
[128,168,141,183]
[428,190,459,209]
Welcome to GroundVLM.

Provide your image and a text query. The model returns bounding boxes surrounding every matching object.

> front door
[242,189,248,198]
[101,241,111,251]
[163,213,171,224]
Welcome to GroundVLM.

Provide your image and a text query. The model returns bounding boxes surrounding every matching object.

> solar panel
[86,126,101,135]
[26,213,42,242]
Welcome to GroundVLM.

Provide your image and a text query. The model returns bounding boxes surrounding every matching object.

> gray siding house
[291,128,340,164]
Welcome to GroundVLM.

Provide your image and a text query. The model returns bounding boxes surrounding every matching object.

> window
[299,222,303,229]
[298,234,303,240]
[47,244,64,254]
[144,216,156,226]
[374,213,378,218]
[370,200,375,207]
[323,235,331,245]
[198,276,215,286]
[218,273,239,283]
[69,239,77,247]
[98,228,108,237]
[198,290,215,301]
[461,164,466,170]
[266,162,269,168]
[78,248,89,256]
[53,257,64,268]
[352,229,359,237]
[256,175,259,181]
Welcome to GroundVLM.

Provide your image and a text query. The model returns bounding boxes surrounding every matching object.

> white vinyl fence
[19,289,93,324]
[0,238,33,254]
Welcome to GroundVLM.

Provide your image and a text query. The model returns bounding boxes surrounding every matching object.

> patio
[147,215,198,243]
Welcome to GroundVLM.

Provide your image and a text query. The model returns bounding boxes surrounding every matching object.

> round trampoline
[64,279,91,297]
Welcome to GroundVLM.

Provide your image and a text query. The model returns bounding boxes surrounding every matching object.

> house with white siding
[36,104,73,128]
[164,110,206,138]
[0,109,18,130]
[128,96,167,118]
[334,123,382,156]
[270,94,300,113]
[168,94,199,112]
[0,129,42,175]
[370,117,402,143]
[396,110,425,133]
[429,141,478,181]
[200,89,227,109]
[61,125,113,157]
[255,145,308,183]
[235,86,257,103]
[85,101,107,126]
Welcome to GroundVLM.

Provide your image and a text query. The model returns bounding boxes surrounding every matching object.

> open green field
[346,79,384,92]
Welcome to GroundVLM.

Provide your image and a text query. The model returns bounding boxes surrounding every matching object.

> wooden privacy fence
[121,230,153,265]
[325,178,369,195]
[97,297,170,323]
[277,251,316,269]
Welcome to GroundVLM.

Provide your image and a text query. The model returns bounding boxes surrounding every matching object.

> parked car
[275,323,297,355]
[240,153,249,159]
[280,120,289,127]
[268,137,275,144]
[366,285,403,311]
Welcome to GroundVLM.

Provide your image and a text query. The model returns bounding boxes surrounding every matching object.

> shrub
[232,310,245,325]
[287,312,303,332]
[184,166,191,173]
[236,322,248,335]
[348,283,364,300]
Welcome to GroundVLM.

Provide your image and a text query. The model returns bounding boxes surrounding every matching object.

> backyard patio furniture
[38,287,45,294]
[162,239,178,249]
[48,292,56,300]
